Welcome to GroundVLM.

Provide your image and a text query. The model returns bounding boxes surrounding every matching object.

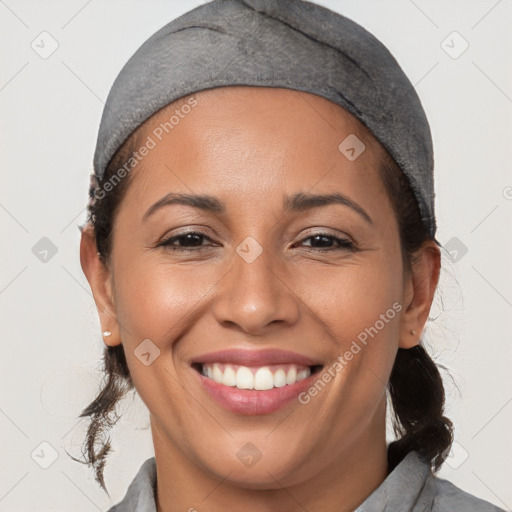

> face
[83,86,434,489]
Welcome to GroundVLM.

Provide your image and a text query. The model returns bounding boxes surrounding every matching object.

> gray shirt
[106,451,505,511]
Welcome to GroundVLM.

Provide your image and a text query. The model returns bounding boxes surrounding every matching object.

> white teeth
[213,363,223,384]
[222,365,237,386]
[297,369,310,381]
[200,363,313,390]
[254,367,274,390]
[273,368,287,388]
[286,366,297,385]
[236,366,253,389]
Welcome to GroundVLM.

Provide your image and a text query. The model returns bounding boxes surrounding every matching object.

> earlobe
[80,224,122,347]
[398,241,440,349]
[101,328,121,347]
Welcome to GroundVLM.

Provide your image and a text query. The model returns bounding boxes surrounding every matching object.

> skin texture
[80,86,440,512]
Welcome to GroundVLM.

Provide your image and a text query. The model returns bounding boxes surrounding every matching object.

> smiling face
[81,86,437,496]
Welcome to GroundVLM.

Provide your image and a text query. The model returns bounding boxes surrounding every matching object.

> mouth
[191,361,324,415]
[191,362,324,390]
[189,348,326,415]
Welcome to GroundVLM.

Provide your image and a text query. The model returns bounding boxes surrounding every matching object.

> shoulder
[105,457,157,512]
[427,469,505,511]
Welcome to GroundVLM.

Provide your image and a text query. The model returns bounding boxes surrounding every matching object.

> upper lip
[190,348,323,367]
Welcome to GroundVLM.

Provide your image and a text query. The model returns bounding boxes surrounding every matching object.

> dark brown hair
[378,150,453,473]
[72,126,453,492]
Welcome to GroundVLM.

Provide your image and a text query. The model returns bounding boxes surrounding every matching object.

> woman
[76,0,504,510]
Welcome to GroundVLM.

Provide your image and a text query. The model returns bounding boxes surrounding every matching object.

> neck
[153,401,389,512]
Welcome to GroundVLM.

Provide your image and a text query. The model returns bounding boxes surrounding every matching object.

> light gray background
[1,0,511,510]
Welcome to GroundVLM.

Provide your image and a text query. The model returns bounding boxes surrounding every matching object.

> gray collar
[107,450,504,511]
[108,451,434,511]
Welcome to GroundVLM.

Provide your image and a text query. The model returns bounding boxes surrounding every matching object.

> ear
[80,223,121,347]
[399,240,440,349]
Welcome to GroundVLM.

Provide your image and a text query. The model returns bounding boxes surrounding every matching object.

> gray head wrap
[93,0,436,238]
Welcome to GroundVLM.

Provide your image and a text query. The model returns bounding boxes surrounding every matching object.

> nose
[212,242,301,336]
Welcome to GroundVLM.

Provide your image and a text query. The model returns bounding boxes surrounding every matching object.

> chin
[202,450,310,489]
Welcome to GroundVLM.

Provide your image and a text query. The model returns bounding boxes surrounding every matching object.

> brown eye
[295,233,355,251]
[158,231,214,252]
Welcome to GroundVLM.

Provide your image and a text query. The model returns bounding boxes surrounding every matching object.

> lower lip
[193,367,321,415]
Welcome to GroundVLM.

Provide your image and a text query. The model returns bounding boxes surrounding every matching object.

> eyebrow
[142,191,373,225]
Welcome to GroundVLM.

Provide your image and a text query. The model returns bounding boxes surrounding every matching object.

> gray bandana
[93,0,436,238]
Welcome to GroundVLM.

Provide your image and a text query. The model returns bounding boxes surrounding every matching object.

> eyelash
[157,231,355,253]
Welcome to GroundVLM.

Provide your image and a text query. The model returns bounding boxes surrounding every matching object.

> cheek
[113,257,220,344]
[110,258,213,414]
[303,250,402,335]
[297,249,404,398]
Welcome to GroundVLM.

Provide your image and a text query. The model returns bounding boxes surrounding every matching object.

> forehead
[143,86,378,147]
[115,86,392,220]
[131,87,382,169]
